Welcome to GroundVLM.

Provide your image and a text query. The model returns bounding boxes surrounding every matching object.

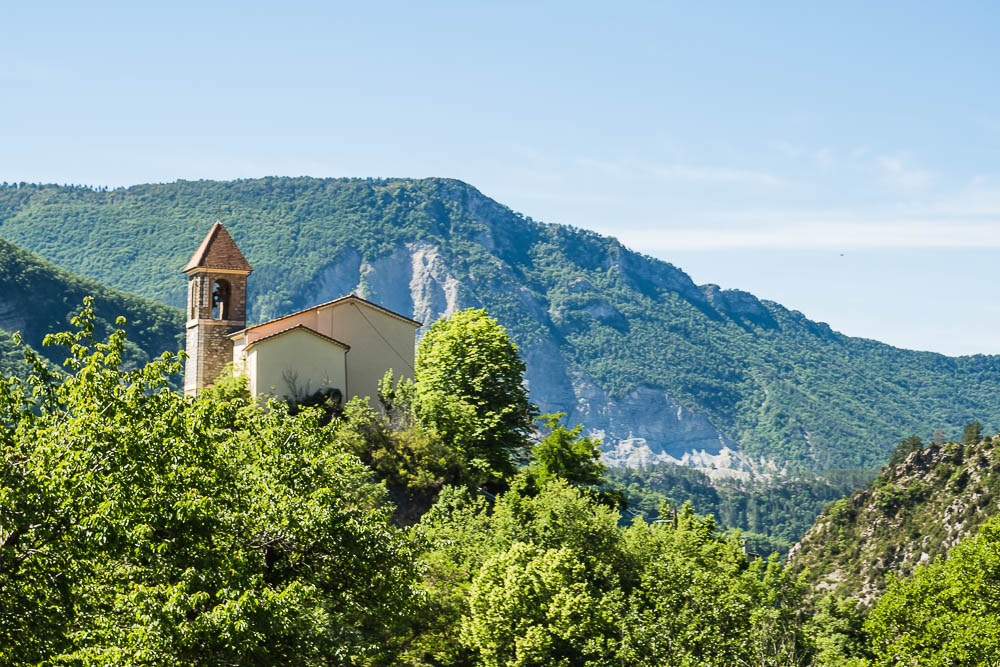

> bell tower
[183,222,252,396]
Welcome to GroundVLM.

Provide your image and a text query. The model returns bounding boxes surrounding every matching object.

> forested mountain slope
[1,178,999,472]
[0,236,183,376]
[789,430,1000,602]
[609,463,876,554]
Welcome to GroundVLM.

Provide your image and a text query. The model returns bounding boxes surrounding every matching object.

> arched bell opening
[212,278,231,320]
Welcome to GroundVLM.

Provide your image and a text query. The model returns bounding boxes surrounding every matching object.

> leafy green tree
[804,595,872,666]
[414,308,537,482]
[412,479,815,666]
[462,542,621,666]
[414,479,630,664]
[617,502,812,666]
[529,412,605,487]
[866,514,1000,665]
[961,420,983,445]
[334,394,468,525]
[0,299,420,664]
[406,486,494,665]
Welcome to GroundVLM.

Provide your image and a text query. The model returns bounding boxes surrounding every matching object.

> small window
[189,281,197,319]
[212,279,231,320]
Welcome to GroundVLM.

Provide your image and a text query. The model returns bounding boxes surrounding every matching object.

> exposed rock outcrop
[299,240,765,476]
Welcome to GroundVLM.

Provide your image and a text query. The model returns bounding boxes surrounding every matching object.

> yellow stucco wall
[242,328,347,402]
[317,300,417,404]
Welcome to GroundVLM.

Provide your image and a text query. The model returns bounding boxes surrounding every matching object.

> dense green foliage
[412,483,815,666]
[608,463,876,554]
[865,514,1000,665]
[0,301,419,664]
[1,178,998,469]
[5,298,1000,663]
[528,413,606,488]
[0,236,182,378]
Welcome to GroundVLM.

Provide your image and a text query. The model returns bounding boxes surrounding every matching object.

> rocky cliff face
[788,436,1000,603]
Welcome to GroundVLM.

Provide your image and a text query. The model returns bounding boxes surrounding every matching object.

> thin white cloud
[772,141,833,169]
[876,155,934,190]
[616,219,1000,251]
[772,141,802,158]
[814,148,834,169]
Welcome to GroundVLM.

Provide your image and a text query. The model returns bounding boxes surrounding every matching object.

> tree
[462,542,621,666]
[529,413,605,487]
[619,508,812,666]
[0,299,420,664]
[961,420,983,446]
[866,515,1000,665]
[414,308,537,482]
[412,479,628,665]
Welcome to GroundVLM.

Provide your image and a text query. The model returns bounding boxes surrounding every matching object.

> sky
[2,1,999,355]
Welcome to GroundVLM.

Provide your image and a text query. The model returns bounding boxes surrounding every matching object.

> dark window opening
[212,279,231,320]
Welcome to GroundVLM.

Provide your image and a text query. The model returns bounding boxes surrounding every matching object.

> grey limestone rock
[299,240,758,475]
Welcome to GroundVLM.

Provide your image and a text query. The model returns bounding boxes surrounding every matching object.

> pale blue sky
[2,2,999,354]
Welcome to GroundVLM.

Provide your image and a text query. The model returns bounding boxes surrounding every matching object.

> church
[182,222,421,405]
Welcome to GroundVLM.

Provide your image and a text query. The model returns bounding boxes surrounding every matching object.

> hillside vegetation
[5,299,1000,665]
[0,303,848,665]
[2,178,1000,471]
[608,463,876,554]
[789,427,1000,602]
[0,236,183,376]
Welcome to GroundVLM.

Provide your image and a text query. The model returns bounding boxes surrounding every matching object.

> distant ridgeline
[0,236,183,378]
[789,427,1000,603]
[2,178,1000,472]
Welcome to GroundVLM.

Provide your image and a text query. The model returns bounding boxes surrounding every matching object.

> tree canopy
[0,299,419,664]
[5,298,1000,664]
[413,307,536,482]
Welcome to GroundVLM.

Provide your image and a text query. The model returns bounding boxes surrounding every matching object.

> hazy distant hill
[789,433,1000,602]
[0,236,183,377]
[1,177,998,472]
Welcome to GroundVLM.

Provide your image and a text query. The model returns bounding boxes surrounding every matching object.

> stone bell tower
[183,222,252,396]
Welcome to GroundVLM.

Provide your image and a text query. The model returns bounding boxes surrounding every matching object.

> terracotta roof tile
[232,293,422,335]
[183,222,252,273]
[243,324,350,351]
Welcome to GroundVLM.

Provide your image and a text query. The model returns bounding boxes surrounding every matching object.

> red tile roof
[231,293,422,336]
[183,222,253,273]
[243,324,350,351]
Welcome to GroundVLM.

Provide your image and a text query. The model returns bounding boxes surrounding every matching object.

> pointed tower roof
[183,222,252,274]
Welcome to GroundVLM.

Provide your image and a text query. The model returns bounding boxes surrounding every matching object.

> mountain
[0,236,183,376]
[788,432,1000,602]
[2,177,999,473]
